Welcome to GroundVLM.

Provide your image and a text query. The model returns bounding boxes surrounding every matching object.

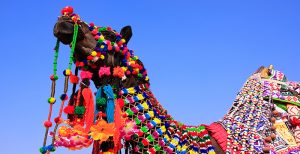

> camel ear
[120,26,132,44]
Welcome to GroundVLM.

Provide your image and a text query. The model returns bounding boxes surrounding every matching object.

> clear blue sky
[0,0,299,153]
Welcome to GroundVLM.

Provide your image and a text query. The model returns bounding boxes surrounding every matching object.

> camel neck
[117,83,216,153]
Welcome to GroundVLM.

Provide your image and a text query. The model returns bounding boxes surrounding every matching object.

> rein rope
[40,23,79,154]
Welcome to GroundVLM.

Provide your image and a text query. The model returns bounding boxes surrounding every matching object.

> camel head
[53,6,148,88]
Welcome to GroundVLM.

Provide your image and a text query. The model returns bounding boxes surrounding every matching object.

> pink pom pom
[80,71,93,79]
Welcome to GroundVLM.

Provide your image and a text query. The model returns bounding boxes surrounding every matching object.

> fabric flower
[90,119,115,142]
[113,66,125,78]
[121,120,139,141]
[54,125,92,150]
[99,66,111,77]
[80,71,93,79]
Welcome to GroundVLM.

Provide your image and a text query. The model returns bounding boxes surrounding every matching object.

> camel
[40,6,300,154]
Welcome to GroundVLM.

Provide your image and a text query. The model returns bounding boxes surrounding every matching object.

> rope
[49,23,79,149]
[41,40,60,153]
[41,23,79,153]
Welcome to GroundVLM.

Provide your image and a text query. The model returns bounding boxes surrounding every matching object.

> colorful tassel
[103,85,115,123]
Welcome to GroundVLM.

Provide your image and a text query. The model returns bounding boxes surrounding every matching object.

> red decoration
[70,74,79,84]
[64,106,75,114]
[61,6,74,15]
[54,117,63,124]
[44,121,53,128]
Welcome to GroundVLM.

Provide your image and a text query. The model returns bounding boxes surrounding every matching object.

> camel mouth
[53,17,84,45]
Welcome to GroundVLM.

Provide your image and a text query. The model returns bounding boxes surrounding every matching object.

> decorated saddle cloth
[211,69,300,154]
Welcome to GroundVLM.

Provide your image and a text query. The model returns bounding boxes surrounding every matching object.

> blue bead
[165,122,170,128]
[143,92,149,98]
[193,147,199,151]
[137,103,144,111]
[145,113,150,119]
[147,100,152,108]
[200,149,207,153]
[169,144,175,149]
[134,86,140,92]
[123,89,128,95]
[150,120,157,127]
[181,140,188,145]
[133,96,139,102]
[157,128,163,135]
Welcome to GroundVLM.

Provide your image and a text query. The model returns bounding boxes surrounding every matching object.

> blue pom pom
[83,59,88,65]
[60,94,68,100]
[47,145,56,152]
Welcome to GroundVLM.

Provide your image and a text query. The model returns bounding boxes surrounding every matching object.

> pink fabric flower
[99,66,111,77]
[80,71,93,79]
[121,120,139,141]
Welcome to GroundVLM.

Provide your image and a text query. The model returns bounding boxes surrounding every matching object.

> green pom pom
[53,75,58,80]
[96,98,107,106]
[74,106,86,115]
[132,134,138,139]
[99,27,107,31]
[39,147,45,153]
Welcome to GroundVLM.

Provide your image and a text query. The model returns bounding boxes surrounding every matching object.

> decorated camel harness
[40,6,300,154]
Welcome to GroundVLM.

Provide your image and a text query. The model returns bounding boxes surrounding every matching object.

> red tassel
[114,101,125,152]
[82,88,95,132]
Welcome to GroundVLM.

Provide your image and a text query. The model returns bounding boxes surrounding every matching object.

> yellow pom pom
[208,151,216,154]
[145,76,149,81]
[121,39,126,43]
[129,61,135,65]
[48,97,56,104]
[100,55,105,60]
[91,51,97,57]
[100,45,105,49]
[100,35,105,41]
[122,67,128,71]
[64,69,71,76]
